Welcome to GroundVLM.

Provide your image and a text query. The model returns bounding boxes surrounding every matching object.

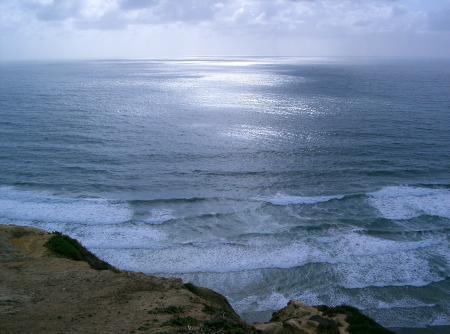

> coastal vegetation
[45,232,114,271]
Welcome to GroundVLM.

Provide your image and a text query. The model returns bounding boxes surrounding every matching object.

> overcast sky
[1,0,450,60]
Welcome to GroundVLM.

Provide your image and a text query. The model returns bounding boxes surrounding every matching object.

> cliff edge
[0,225,393,334]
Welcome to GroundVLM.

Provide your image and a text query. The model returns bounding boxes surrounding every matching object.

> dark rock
[309,315,339,334]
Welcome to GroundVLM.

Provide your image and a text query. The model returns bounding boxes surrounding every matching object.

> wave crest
[0,186,132,225]
[369,186,450,220]
[257,193,345,206]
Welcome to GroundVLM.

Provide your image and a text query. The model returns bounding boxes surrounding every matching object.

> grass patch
[201,319,249,334]
[317,305,394,334]
[10,229,32,239]
[149,305,184,315]
[137,325,150,331]
[164,316,199,327]
[202,304,217,315]
[184,283,238,320]
[45,232,114,271]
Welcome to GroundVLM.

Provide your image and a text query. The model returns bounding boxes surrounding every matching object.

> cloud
[1,0,449,59]
[137,0,223,24]
[428,7,450,31]
[20,0,82,21]
[119,0,158,10]
[4,0,427,32]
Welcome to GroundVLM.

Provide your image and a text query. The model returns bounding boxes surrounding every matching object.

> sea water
[0,57,449,329]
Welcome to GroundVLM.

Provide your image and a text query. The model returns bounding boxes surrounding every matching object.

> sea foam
[93,231,446,289]
[70,224,167,249]
[144,208,175,224]
[257,193,345,206]
[369,186,450,220]
[0,186,132,225]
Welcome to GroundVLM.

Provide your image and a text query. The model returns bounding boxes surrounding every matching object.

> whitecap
[233,292,289,313]
[0,186,132,225]
[72,226,166,250]
[144,208,175,225]
[257,193,345,206]
[368,186,450,220]
[93,231,446,290]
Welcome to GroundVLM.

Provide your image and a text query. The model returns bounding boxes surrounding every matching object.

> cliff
[0,225,393,334]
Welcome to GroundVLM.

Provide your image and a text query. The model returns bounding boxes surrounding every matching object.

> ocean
[0,57,449,330]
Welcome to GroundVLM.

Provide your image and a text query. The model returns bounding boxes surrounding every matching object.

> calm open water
[0,57,449,330]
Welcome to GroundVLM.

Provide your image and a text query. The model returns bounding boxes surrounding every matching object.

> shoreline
[0,224,443,333]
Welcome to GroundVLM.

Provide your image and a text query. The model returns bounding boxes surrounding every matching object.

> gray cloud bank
[6,0,435,30]
[0,0,449,59]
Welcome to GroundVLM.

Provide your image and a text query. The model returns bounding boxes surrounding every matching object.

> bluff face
[0,225,393,334]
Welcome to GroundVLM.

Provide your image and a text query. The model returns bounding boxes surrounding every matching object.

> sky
[0,0,450,60]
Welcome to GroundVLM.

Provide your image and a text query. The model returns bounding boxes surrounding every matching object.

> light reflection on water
[1,57,450,329]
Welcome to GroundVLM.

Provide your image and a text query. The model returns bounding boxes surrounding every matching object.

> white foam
[321,231,446,288]
[369,186,450,220]
[0,218,167,250]
[317,231,442,258]
[93,230,446,290]
[94,241,316,273]
[0,186,132,225]
[233,292,289,313]
[257,193,345,206]
[144,209,174,225]
[233,287,441,325]
[70,225,167,249]
[334,252,440,288]
[430,313,450,326]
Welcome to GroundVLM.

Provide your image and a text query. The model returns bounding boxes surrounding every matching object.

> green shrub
[150,305,185,314]
[45,232,114,271]
[164,316,199,327]
[202,304,217,315]
[202,319,248,334]
[317,305,394,334]
[45,233,83,260]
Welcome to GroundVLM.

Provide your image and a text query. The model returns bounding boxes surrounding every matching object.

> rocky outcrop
[254,301,394,334]
[255,301,346,334]
[0,225,393,334]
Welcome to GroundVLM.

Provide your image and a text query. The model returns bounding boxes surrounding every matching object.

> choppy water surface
[0,57,449,329]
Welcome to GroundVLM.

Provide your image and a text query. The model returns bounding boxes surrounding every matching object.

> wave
[180,272,450,328]
[69,224,167,249]
[7,220,168,250]
[233,290,438,314]
[236,291,450,328]
[129,196,239,205]
[93,231,448,289]
[368,186,450,220]
[1,184,449,290]
[0,186,132,225]
[5,184,449,225]
[143,209,175,225]
[256,193,345,206]
[259,186,450,219]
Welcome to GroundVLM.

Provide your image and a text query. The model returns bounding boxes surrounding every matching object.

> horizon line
[2,55,450,63]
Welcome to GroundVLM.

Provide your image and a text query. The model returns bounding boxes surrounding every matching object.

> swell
[129,196,241,205]
[3,184,450,227]
[92,230,448,287]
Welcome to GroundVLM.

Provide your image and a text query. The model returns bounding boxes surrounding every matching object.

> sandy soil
[0,225,249,334]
